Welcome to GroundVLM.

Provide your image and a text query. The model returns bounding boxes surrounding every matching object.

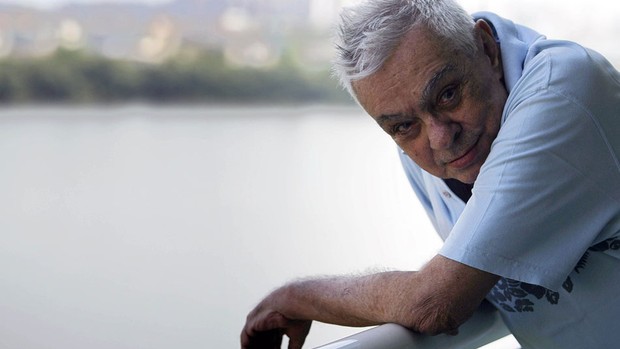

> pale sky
[0,0,172,9]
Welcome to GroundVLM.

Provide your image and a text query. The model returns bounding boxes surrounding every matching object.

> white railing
[314,302,511,349]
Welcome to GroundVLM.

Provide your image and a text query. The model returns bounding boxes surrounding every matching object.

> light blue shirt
[399,12,620,348]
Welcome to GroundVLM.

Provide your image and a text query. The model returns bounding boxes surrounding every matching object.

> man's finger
[241,328,283,349]
[286,320,312,349]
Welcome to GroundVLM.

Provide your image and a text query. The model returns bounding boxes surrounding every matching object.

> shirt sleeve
[440,48,620,291]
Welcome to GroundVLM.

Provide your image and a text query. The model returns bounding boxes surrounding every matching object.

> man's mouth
[447,138,480,170]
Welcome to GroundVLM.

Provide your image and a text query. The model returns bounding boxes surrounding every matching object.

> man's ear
[474,19,501,69]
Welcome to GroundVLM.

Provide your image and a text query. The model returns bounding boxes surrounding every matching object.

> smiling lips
[446,138,480,169]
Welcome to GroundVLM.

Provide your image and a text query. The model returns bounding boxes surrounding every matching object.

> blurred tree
[0,47,352,105]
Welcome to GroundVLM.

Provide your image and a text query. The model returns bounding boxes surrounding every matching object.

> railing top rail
[314,303,511,349]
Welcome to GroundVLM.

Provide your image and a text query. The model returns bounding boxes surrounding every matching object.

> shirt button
[442,191,452,199]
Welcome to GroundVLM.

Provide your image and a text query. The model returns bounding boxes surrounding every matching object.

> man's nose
[427,118,458,150]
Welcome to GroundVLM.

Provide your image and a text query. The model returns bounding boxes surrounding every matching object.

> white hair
[333,0,476,97]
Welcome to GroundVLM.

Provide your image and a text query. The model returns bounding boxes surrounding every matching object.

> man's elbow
[392,255,498,335]
[399,298,474,336]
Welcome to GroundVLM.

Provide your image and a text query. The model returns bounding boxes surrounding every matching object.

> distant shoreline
[0,49,352,105]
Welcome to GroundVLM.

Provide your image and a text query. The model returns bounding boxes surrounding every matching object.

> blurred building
[0,0,618,68]
[0,0,350,67]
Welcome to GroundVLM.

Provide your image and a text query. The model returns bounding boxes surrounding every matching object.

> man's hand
[240,290,312,349]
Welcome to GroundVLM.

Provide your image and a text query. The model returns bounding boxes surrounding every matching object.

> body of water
[0,104,452,348]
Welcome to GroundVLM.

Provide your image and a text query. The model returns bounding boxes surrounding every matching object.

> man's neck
[443,178,473,202]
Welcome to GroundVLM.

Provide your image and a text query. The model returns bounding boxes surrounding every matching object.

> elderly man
[241,0,620,348]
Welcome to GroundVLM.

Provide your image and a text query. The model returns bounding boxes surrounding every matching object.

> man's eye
[393,122,411,134]
[438,86,458,104]
[391,122,414,136]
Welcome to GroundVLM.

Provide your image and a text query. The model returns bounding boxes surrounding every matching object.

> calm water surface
[0,105,442,348]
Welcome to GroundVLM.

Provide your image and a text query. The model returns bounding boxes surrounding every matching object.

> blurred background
[0,1,617,348]
[0,0,617,104]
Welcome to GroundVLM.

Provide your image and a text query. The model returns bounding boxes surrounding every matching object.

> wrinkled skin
[353,20,507,184]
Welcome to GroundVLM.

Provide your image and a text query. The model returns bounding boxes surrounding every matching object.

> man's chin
[451,168,480,185]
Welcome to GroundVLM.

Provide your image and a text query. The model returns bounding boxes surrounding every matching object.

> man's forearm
[261,255,498,334]
[242,255,499,348]
[271,271,414,328]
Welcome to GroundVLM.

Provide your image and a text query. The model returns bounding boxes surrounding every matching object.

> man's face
[352,21,508,184]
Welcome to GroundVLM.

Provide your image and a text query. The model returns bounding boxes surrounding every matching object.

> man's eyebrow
[375,113,408,128]
[421,64,457,104]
